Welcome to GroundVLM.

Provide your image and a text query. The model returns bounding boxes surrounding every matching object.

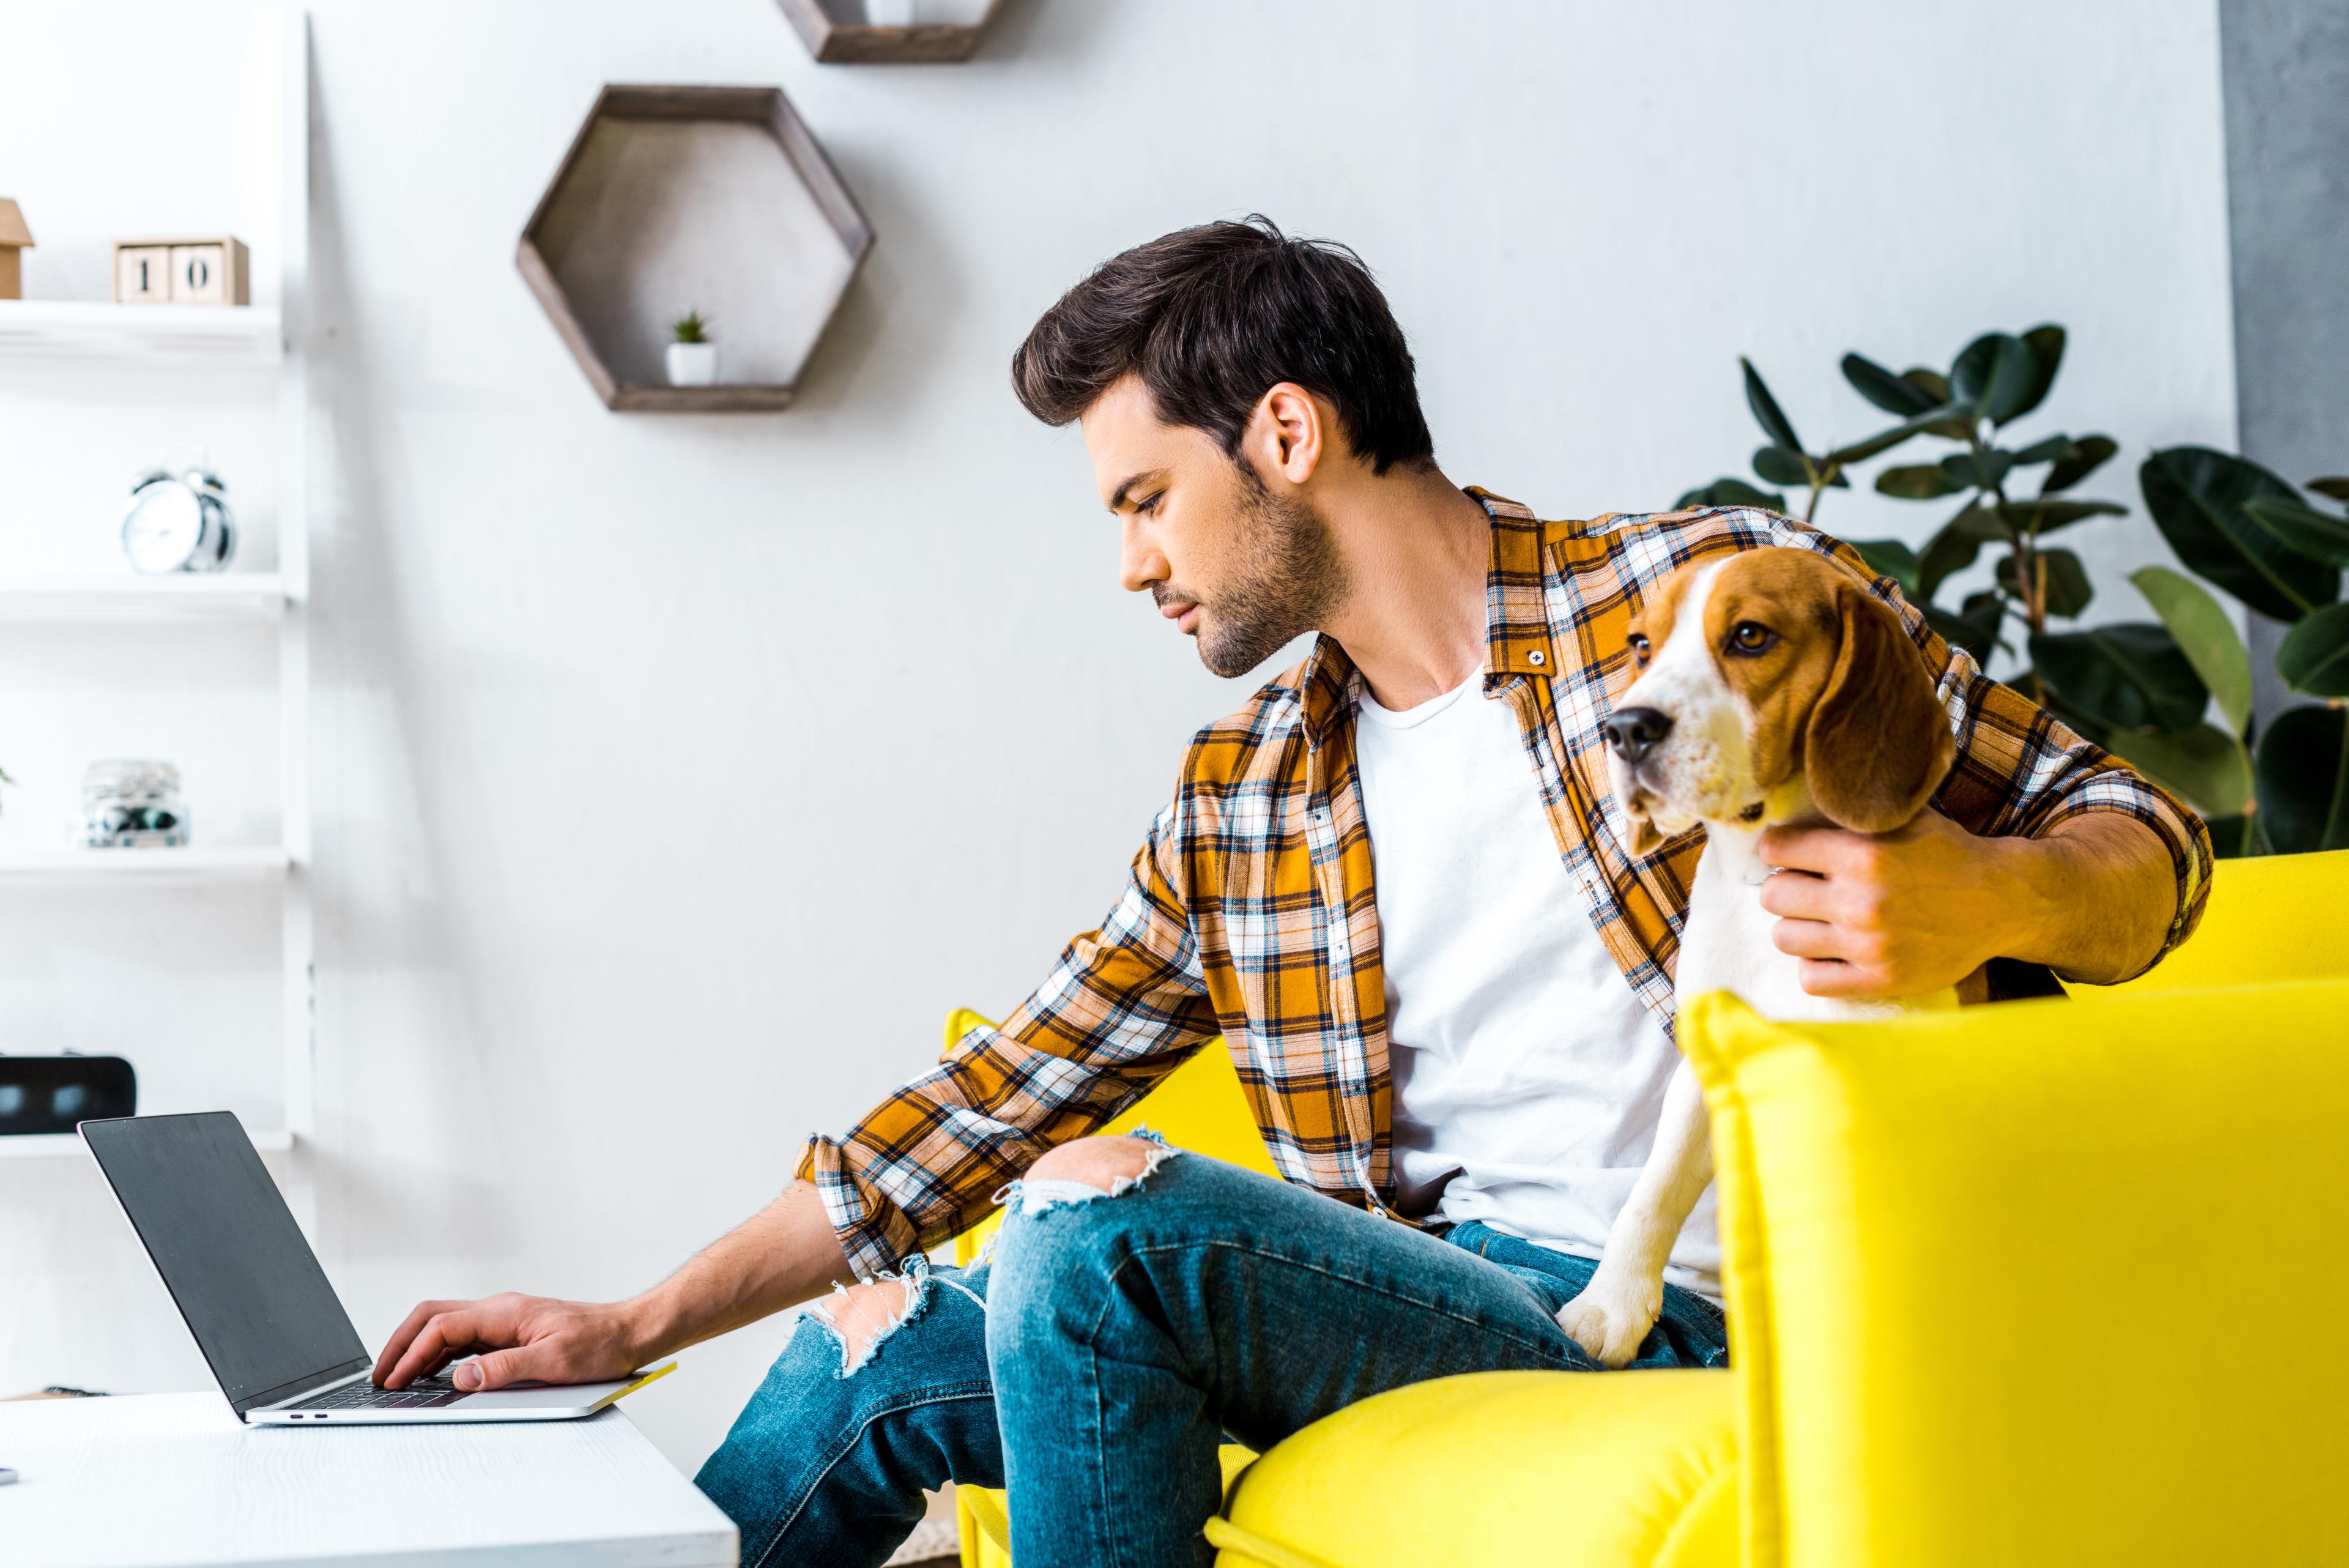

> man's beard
[1179,465,1348,678]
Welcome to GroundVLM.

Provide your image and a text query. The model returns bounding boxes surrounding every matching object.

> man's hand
[373,1179,856,1394]
[1757,809,2175,999]
[374,1293,648,1392]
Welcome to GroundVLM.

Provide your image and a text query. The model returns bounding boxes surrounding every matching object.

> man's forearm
[1991,812,2179,984]
[621,1180,856,1361]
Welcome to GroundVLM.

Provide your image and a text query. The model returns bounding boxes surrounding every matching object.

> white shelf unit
[0,846,292,882]
[0,6,311,1163]
[0,1127,295,1162]
[0,573,291,621]
[0,300,284,363]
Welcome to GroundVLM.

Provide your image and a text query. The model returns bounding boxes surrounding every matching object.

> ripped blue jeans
[693,1139,1729,1568]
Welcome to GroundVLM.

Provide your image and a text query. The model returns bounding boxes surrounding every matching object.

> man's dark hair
[1012,215,1436,475]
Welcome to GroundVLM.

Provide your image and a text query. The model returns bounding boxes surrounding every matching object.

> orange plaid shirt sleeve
[798,494,2214,1279]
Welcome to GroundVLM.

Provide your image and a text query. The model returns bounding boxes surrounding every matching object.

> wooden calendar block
[114,245,171,303]
[113,236,248,306]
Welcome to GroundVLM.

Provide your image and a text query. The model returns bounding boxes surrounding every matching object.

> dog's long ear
[1804,582,1956,833]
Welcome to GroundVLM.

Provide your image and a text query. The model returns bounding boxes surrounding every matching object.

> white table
[0,1393,737,1567]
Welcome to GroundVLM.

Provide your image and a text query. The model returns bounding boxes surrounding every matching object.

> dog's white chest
[1675,830,1951,1024]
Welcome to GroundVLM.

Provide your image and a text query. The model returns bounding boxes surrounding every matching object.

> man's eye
[1726,622,1776,656]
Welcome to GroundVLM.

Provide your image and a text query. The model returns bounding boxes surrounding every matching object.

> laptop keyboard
[293,1375,467,1411]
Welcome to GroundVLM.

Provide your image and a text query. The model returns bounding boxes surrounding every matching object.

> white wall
[1,0,2234,1472]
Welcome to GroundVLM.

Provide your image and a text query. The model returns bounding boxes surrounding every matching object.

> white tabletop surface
[0,1393,737,1568]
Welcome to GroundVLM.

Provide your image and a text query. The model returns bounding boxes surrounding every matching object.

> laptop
[82,1111,673,1425]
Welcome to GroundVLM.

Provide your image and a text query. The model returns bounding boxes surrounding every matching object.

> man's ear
[1252,383,1326,485]
[1804,582,1957,833]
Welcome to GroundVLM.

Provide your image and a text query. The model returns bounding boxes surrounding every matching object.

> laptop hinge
[235,1357,372,1419]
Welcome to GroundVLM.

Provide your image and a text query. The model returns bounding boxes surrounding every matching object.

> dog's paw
[1555,1271,1664,1369]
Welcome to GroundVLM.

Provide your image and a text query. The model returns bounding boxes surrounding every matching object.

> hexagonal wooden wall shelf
[518,85,873,412]
[774,0,1004,64]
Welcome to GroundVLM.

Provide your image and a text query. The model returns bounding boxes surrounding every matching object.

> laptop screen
[83,1112,368,1414]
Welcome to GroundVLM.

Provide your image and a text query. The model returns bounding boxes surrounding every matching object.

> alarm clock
[121,467,237,574]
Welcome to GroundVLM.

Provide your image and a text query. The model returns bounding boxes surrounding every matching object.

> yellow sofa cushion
[1212,1369,1738,1568]
[1684,980,2349,1568]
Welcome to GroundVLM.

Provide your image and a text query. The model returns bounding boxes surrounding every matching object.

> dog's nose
[1601,707,1674,764]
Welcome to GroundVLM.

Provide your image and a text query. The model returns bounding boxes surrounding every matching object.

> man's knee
[1026,1134,1165,1192]
[810,1276,913,1375]
[990,1136,1178,1294]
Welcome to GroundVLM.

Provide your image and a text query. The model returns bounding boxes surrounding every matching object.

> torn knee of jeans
[992,1131,1179,1218]
[807,1253,931,1377]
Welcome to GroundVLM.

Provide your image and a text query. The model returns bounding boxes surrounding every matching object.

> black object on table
[0,1054,136,1134]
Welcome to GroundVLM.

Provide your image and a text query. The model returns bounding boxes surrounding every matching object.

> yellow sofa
[956,849,2349,1567]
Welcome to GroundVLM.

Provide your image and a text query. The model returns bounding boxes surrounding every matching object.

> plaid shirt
[800,493,2213,1279]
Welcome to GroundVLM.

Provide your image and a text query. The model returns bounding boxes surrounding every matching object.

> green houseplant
[1681,329,2349,855]
[2126,453,2349,855]
[665,308,718,388]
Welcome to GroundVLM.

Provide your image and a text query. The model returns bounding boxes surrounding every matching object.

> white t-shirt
[1353,671,1721,1298]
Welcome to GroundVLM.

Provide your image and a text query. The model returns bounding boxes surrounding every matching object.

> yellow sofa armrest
[1683,981,2349,1568]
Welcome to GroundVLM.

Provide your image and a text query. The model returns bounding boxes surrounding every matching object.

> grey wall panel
[2220,0,2349,721]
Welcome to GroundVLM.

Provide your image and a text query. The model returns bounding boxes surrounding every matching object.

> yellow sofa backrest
[2085,846,2349,994]
[1684,979,2349,1568]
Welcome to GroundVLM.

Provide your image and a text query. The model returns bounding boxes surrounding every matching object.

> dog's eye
[1627,633,1651,662]
[1726,622,1777,656]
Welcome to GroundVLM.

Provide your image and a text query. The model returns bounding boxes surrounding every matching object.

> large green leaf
[1951,333,2039,425]
[1753,445,1809,486]
[2009,433,2074,466]
[1876,464,1964,500]
[1993,497,2128,536]
[2277,601,2349,696]
[2106,723,2253,819]
[1948,502,2014,543]
[1926,593,2005,663]
[1841,353,1940,415]
[2255,705,2349,853]
[1824,409,1960,467]
[1942,450,2015,492]
[1847,538,1920,596]
[2030,622,2209,734]
[2041,434,2118,494]
[1742,358,1802,453]
[1997,548,2093,617]
[2110,724,2254,820]
[1917,515,1986,603]
[2129,565,2253,735]
[1675,478,1787,512]
[2140,447,2340,622]
[1902,368,1975,439]
[2309,478,2349,503]
[2239,496,2349,568]
[2043,687,2113,746]
[2011,324,2067,423]
[1902,368,1952,403]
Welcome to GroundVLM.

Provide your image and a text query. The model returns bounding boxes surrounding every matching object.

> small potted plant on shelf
[666,309,718,387]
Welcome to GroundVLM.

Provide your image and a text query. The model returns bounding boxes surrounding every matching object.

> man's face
[1081,376,1346,678]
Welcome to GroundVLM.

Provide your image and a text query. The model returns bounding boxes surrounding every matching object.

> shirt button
[1527,650,1546,666]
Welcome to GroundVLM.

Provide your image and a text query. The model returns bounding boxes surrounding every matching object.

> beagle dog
[1554,545,1959,1367]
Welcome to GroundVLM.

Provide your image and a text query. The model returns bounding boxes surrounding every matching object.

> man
[376,218,2209,1568]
